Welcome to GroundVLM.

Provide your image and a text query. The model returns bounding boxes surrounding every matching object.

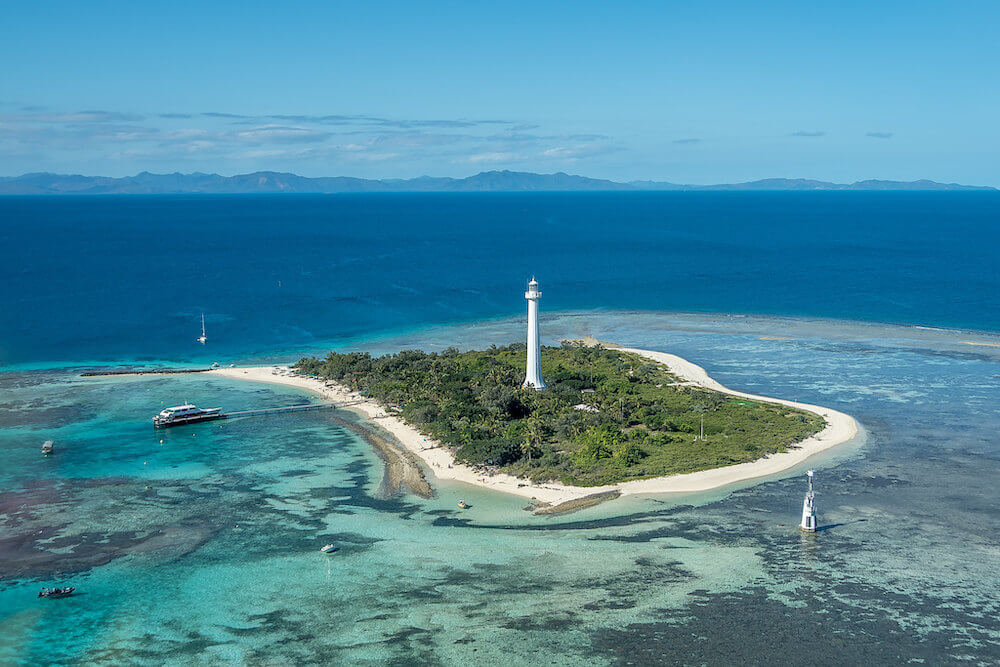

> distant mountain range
[0,170,994,194]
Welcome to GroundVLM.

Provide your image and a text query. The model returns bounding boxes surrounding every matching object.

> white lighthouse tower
[523,277,546,390]
[800,470,817,532]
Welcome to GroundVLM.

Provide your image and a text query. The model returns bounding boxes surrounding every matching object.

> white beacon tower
[523,277,546,390]
[800,470,817,532]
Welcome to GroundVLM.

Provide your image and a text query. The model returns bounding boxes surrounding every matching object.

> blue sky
[2,1,998,184]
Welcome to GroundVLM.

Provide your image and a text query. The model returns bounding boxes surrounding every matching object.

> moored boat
[41,440,54,455]
[153,404,223,428]
[457,501,469,509]
[38,586,75,598]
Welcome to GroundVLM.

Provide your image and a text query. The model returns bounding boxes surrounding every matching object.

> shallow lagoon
[2,312,999,664]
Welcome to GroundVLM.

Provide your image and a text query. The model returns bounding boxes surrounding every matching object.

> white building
[523,277,546,390]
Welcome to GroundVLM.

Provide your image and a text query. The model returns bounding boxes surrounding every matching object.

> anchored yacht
[153,404,222,428]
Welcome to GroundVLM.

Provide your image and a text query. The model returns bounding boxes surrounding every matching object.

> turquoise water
[3,312,1000,664]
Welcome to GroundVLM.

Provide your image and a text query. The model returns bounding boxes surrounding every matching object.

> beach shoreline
[208,343,860,505]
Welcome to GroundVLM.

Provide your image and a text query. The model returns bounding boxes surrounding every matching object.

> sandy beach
[208,344,859,505]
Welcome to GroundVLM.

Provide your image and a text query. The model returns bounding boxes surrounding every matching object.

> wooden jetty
[82,368,213,377]
[221,400,364,419]
[154,400,366,428]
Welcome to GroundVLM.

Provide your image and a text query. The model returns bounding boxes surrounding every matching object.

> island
[209,339,858,510]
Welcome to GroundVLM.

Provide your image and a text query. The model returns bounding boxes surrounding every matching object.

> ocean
[1,192,999,367]
[1,193,999,664]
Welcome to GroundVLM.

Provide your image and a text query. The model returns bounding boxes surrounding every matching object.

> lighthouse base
[800,494,817,531]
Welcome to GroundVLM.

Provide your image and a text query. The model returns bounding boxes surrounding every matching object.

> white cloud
[235,125,330,143]
[465,152,520,164]
[541,144,620,160]
[1,103,622,174]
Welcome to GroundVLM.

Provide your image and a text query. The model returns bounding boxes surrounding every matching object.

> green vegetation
[295,343,825,486]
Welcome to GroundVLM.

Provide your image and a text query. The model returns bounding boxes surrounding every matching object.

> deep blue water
[2,192,998,367]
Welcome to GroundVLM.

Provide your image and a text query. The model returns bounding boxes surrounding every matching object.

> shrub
[614,442,646,466]
[456,437,522,466]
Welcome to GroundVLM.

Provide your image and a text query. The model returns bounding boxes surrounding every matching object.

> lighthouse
[800,470,817,532]
[523,277,546,390]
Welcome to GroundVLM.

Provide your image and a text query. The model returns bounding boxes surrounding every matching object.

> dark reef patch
[0,399,96,428]
[589,587,1000,666]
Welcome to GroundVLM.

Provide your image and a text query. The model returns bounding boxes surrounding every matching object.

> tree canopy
[295,343,825,486]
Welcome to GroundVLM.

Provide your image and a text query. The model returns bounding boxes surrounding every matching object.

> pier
[82,368,213,377]
[221,400,363,419]
[154,399,366,428]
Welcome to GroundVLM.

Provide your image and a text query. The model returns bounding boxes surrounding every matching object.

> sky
[1,1,998,185]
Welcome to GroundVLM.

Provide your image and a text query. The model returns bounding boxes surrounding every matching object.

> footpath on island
[208,338,860,512]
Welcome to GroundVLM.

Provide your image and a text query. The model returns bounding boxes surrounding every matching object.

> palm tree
[523,416,545,461]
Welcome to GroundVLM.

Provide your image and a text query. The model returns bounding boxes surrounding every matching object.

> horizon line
[2,169,996,191]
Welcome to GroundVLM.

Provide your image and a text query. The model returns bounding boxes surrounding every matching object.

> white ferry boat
[153,404,223,428]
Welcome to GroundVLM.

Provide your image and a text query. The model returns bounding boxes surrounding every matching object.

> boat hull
[153,413,224,428]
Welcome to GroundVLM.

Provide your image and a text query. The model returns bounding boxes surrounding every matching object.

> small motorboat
[320,544,339,554]
[41,441,54,455]
[38,586,75,598]
[457,501,469,509]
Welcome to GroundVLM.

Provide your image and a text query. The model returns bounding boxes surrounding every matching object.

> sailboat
[197,314,207,344]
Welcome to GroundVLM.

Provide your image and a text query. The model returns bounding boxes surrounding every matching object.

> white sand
[209,346,859,504]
